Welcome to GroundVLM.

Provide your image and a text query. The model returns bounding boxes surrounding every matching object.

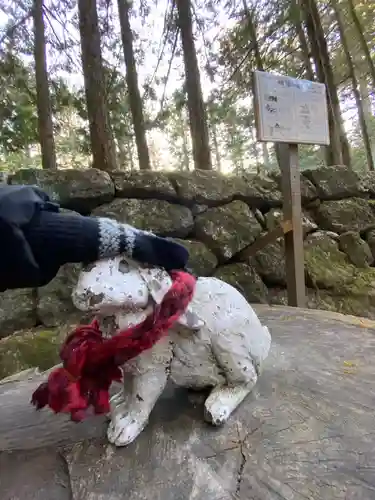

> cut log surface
[0,375,108,451]
[1,305,375,499]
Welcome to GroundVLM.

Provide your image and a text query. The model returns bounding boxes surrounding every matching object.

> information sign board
[253,70,330,145]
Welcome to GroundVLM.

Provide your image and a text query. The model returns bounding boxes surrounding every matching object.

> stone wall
[2,165,375,347]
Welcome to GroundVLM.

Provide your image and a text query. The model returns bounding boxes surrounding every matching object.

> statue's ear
[138,264,204,329]
[138,265,172,305]
[177,306,205,330]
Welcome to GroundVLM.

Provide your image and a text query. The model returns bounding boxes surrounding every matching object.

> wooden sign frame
[252,71,330,308]
[253,70,329,146]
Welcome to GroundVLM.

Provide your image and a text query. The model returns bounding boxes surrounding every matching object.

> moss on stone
[10,168,115,213]
[303,164,365,200]
[250,238,286,287]
[304,232,375,298]
[169,170,282,209]
[37,263,82,327]
[92,198,194,238]
[169,170,239,206]
[265,207,317,236]
[195,200,262,262]
[214,263,268,304]
[270,170,318,205]
[310,290,375,319]
[314,198,375,234]
[0,288,37,338]
[338,231,373,268]
[304,234,356,291]
[269,286,375,319]
[348,268,375,296]
[110,171,177,200]
[172,239,218,276]
[0,324,73,380]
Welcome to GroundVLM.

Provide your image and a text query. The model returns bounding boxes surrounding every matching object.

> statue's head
[72,255,203,328]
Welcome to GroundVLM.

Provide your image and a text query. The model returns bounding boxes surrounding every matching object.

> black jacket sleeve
[0,184,190,292]
[0,184,61,291]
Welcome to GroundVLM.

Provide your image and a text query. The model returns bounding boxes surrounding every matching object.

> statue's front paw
[107,392,124,420]
[110,391,124,406]
[107,411,149,447]
[204,400,230,426]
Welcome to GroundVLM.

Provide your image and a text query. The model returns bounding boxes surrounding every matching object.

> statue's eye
[118,259,130,274]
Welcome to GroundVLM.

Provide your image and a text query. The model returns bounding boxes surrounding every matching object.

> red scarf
[31,270,196,422]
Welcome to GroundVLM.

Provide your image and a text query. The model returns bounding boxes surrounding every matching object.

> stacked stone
[2,164,375,378]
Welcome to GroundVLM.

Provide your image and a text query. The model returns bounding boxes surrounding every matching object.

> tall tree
[78,0,117,172]
[176,0,212,170]
[117,0,151,170]
[241,0,274,168]
[347,0,375,89]
[164,90,192,171]
[207,103,222,172]
[301,0,351,166]
[33,0,57,169]
[0,53,38,154]
[291,1,315,81]
[358,78,375,163]
[289,1,328,162]
[331,0,374,170]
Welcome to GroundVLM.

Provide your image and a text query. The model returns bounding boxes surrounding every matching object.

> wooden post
[278,143,306,307]
[252,70,329,308]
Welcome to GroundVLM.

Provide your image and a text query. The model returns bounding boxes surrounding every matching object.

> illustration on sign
[253,70,330,145]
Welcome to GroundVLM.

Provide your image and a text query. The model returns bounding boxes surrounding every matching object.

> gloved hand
[0,184,189,291]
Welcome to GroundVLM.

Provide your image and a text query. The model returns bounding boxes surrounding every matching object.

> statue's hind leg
[204,379,257,426]
[203,346,258,426]
[203,322,268,426]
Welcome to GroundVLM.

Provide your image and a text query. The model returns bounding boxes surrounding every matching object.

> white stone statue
[72,256,272,447]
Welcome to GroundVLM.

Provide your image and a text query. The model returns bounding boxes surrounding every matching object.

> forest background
[0,0,374,176]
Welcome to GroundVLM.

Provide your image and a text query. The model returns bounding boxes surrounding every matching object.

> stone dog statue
[72,256,272,447]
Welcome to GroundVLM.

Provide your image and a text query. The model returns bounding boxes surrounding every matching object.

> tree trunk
[242,0,282,168]
[181,120,191,171]
[78,0,117,172]
[210,122,221,172]
[294,3,315,81]
[128,138,135,171]
[117,0,151,170]
[359,80,372,118]
[242,1,260,67]
[301,0,351,167]
[117,138,128,170]
[293,2,329,162]
[251,125,260,169]
[359,79,375,164]
[33,0,57,170]
[176,0,212,171]
[332,0,374,171]
[207,99,221,172]
[347,0,375,89]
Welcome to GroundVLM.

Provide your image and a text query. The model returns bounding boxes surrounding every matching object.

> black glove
[0,184,189,291]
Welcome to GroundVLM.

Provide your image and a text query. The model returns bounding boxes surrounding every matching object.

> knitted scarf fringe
[31,270,196,422]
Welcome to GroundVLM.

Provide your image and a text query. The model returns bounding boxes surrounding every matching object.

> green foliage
[0,325,71,379]
[0,0,374,173]
[0,53,39,154]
